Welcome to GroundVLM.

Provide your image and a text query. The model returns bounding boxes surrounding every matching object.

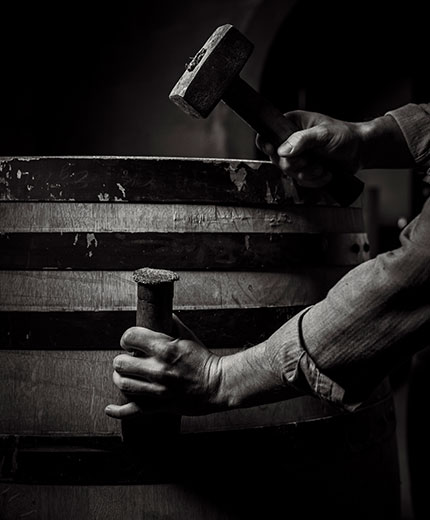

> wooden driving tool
[121,267,181,446]
[169,23,364,207]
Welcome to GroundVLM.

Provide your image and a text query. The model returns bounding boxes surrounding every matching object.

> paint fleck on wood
[0,156,337,206]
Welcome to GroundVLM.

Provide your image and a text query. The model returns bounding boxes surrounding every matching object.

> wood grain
[0,156,298,205]
[0,156,363,207]
[0,268,350,312]
[0,483,250,520]
[0,232,369,269]
[0,202,365,233]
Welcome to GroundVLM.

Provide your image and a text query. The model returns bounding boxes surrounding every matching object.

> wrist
[214,343,298,411]
[355,114,412,169]
[213,351,254,410]
[354,116,386,169]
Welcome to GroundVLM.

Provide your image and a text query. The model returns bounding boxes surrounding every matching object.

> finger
[112,354,175,384]
[113,354,169,380]
[113,370,168,396]
[120,326,173,356]
[296,166,332,188]
[255,134,275,156]
[277,155,332,188]
[277,156,308,178]
[104,401,141,419]
[278,126,331,157]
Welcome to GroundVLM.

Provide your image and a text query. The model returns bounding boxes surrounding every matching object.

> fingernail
[278,142,293,155]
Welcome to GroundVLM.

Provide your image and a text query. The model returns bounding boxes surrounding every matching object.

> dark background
[1,1,428,518]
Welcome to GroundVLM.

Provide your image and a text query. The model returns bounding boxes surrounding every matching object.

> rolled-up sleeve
[265,307,350,407]
[266,102,430,410]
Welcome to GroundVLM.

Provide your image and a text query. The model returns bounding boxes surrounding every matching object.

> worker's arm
[254,102,430,409]
[105,103,430,418]
[296,199,430,408]
[255,103,430,186]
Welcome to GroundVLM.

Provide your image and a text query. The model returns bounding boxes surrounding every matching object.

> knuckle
[112,371,120,386]
[154,385,168,398]
[113,357,122,371]
[112,371,128,392]
[154,359,170,380]
[120,327,139,349]
[165,338,184,361]
[153,385,171,399]
[168,337,180,351]
[318,125,330,141]
[117,378,132,393]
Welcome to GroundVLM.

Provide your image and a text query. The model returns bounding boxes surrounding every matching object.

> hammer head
[169,24,253,118]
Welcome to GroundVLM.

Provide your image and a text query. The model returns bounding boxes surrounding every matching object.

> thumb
[278,125,330,157]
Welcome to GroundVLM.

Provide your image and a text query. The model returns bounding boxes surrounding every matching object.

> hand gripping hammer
[169,24,364,206]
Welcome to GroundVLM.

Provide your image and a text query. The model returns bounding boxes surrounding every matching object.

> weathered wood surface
[1,396,394,474]
[0,388,399,520]
[0,307,305,349]
[0,232,369,269]
[0,156,364,207]
[0,482,248,519]
[0,269,349,312]
[0,409,400,519]
[0,156,303,206]
[0,202,364,233]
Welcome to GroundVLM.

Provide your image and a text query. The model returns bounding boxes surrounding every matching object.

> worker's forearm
[301,197,430,405]
[217,197,430,412]
[216,339,304,410]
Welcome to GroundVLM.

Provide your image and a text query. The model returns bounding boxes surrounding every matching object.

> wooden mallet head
[169,24,253,118]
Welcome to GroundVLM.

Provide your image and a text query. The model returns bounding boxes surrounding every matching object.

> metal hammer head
[169,24,253,118]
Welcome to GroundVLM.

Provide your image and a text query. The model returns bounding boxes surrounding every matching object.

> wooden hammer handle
[136,282,175,334]
[121,271,181,447]
[223,76,364,206]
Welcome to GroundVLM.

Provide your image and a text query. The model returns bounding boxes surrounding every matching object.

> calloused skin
[105,109,412,420]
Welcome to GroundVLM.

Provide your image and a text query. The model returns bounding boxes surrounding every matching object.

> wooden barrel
[0,157,400,519]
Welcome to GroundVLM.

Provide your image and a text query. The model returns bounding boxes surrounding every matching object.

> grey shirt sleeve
[386,103,430,170]
[268,102,430,410]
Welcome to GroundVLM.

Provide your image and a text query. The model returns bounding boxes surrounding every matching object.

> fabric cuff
[386,103,430,172]
[275,307,360,411]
